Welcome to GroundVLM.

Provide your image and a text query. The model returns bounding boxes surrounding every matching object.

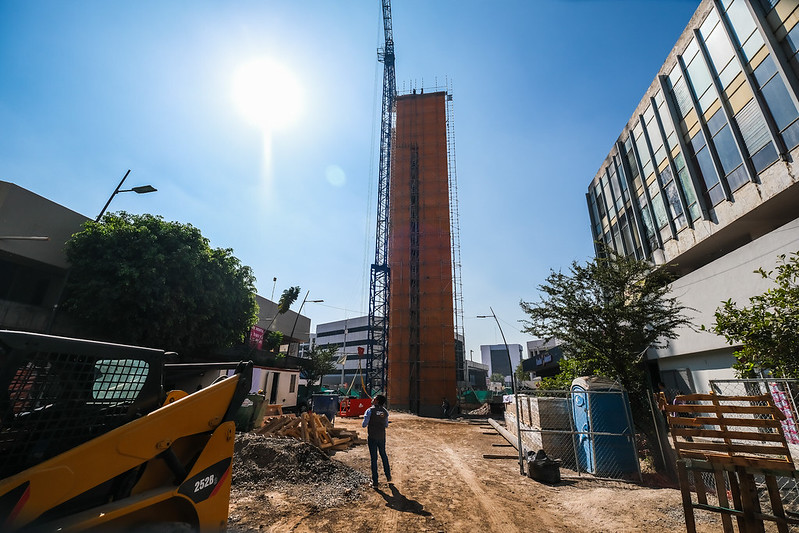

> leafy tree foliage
[264,331,284,353]
[63,212,258,356]
[520,249,691,399]
[300,344,338,386]
[277,286,301,314]
[515,362,530,386]
[709,252,799,378]
[490,372,505,384]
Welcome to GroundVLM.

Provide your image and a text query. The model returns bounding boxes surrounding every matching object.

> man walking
[362,394,391,488]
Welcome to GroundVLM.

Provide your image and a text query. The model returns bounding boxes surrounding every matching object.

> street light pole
[95,169,157,222]
[47,170,156,334]
[288,291,323,355]
[478,307,525,475]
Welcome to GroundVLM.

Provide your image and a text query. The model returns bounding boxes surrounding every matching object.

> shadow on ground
[375,484,431,516]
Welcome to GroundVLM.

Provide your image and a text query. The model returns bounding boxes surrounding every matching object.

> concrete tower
[387,90,456,417]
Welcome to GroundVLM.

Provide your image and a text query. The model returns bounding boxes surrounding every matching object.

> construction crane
[366,0,396,394]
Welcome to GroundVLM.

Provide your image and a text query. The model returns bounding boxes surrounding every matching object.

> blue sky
[0,0,699,360]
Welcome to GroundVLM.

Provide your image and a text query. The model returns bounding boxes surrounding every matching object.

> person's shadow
[375,484,431,516]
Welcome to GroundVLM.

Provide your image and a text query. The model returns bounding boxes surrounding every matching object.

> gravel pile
[231,433,368,509]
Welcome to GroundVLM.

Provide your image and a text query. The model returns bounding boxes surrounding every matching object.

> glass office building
[588,0,799,274]
[587,0,799,391]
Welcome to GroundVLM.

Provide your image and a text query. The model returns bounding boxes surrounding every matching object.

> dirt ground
[228,412,722,532]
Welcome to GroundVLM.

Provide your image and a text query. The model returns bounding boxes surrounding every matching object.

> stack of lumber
[255,411,365,452]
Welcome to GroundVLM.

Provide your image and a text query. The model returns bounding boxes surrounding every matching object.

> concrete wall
[651,216,799,384]
[0,181,88,269]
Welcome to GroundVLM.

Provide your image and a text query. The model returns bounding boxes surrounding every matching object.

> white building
[480,343,523,385]
[313,315,372,390]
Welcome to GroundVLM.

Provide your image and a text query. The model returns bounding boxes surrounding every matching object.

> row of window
[588,0,799,259]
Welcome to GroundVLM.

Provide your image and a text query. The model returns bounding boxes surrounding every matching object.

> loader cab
[0,330,165,479]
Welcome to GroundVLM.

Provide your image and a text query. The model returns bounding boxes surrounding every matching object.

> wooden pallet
[254,412,364,451]
[661,392,799,533]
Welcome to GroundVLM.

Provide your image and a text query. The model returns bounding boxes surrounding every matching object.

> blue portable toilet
[311,393,339,424]
[571,377,638,476]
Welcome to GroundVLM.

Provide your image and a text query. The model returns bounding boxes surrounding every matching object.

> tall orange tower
[387,90,456,417]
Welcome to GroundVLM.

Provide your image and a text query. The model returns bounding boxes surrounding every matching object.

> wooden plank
[765,474,789,533]
[673,393,772,403]
[736,469,765,533]
[677,452,794,471]
[300,416,308,442]
[674,428,787,442]
[482,454,520,459]
[693,469,708,505]
[675,440,791,457]
[676,461,697,533]
[671,417,782,429]
[725,469,747,533]
[712,467,735,533]
[665,404,782,416]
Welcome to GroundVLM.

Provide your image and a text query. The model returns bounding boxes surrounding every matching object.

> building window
[289,374,297,393]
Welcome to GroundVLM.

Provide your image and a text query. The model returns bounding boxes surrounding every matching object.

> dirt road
[228,413,719,532]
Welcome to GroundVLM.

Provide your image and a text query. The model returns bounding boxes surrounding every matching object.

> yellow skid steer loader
[0,330,251,532]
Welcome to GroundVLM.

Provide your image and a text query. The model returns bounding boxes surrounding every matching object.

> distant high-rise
[387,90,457,417]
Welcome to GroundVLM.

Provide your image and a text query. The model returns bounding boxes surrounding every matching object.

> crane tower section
[366,0,396,393]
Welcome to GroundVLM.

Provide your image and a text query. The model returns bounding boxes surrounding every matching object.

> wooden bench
[661,393,799,533]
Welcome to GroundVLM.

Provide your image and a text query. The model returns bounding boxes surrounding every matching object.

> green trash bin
[234,398,255,432]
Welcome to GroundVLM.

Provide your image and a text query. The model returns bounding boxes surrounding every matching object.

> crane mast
[366,0,396,393]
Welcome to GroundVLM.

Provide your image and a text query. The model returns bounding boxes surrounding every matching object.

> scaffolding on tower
[366,0,396,393]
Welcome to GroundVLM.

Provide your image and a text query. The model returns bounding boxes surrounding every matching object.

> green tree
[300,344,338,387]
[519,249,691,399]
[520,249,690,473]
[63,212,258,356]
[709,252,799,378]
[264,286,301,332]
[490,372,505,384]
[515,362,530,386]
[277,286,301,314]
[264,331,284,353]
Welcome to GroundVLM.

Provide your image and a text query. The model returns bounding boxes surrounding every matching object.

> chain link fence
[503,390,642,482]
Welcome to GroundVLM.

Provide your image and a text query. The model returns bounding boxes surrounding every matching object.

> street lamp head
[308,299,324,303]
[476,315,489,319]
[131,185,157,194]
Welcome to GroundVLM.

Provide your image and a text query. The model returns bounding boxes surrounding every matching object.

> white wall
[653,217,799,361]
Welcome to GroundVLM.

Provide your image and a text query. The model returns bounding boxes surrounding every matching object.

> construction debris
[255,412,365,451]
[468,403,491,415]
[231,433,367,511]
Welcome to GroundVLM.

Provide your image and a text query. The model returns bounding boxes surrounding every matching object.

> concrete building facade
[0,181,88,334]
[480,343,524,385]
[313,315,373,390]
[586,0,799,393]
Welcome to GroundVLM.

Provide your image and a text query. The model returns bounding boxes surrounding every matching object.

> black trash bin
[527,449,561,484]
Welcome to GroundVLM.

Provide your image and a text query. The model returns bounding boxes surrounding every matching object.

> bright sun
[232,58,302,131]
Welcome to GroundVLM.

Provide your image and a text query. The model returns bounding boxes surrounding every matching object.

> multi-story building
[480,343,524,385]
[313,315,373,390]
[586,0,799,392]
[522,338,564,379]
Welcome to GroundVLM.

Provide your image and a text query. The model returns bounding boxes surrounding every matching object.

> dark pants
[368,436,391,485]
